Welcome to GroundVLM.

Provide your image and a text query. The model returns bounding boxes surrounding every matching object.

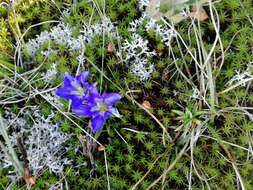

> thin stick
[218,77,253,94]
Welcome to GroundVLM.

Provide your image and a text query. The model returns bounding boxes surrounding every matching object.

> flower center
[95,99,109,115]
[72,82,87,98]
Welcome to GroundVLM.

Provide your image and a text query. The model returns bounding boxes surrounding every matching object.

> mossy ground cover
[0,0,253,189]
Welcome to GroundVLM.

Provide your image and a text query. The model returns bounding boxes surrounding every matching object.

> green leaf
[160,0,189,13]
[0,53,17,77]
[172,109,184,116]
[146,0,207,23]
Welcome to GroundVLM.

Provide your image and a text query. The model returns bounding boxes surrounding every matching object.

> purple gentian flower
[56,71,121,133]
[72,92,121,132]
[56,72,97,106]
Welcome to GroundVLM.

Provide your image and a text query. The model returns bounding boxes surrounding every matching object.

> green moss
[0,0,253,189]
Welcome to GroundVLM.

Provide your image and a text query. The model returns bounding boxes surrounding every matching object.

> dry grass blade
[0,115,24,177]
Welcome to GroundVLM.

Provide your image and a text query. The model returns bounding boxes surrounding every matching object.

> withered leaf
[107,42,114,53]
[188,6,209,21]
[23,167,36,186]
[98,145,105,152]
[162,67,169,81]
[142,100,152,109]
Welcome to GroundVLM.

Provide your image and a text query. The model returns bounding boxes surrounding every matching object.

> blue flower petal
[71,96,84,106]
[91,115,105,132]
[76,71,89,86]
[56,87,76,99]
[103,93,121,106]
[104,111,112,119]
[72,105,92,116]
[109,108,121,118]
[89,85,99,95]
[88,93,102,105]
[84,94,97,106]
[64,74,75,86]
[92,110,101,117]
